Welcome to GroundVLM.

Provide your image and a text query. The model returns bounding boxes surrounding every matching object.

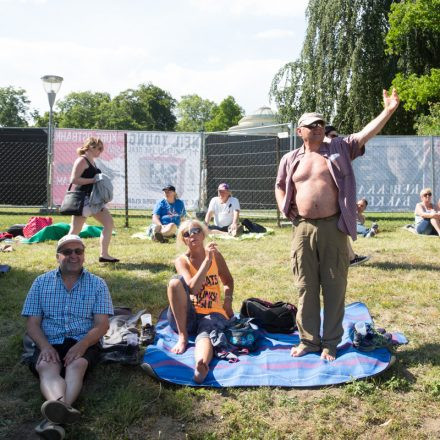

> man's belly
[295,181,339,219]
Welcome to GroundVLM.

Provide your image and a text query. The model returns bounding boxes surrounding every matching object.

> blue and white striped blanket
[141,302,407,387]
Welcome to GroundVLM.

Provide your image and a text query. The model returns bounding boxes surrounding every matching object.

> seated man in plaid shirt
[22,234,113,440]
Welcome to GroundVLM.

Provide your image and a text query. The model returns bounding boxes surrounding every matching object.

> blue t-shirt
[153,198,186,226]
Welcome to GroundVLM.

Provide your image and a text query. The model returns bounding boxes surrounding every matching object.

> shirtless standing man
[275,89,400,361]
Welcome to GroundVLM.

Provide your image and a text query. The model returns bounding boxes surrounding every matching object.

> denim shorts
[415,219,435,235]
[167,275,228,342]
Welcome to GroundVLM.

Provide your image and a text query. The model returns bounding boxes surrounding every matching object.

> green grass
[0,210,439,439]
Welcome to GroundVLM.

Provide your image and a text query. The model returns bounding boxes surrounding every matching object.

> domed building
[228,106,284,135]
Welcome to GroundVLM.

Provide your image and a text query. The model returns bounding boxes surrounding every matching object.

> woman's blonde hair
[420,187,433,198]
[177,219,208,245]
[77,137,104,156]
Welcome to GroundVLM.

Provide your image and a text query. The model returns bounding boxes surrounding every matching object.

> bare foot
[193,359,209,384]
[171,336,187,354]
[321,348,336,361]
[290,344,315,357]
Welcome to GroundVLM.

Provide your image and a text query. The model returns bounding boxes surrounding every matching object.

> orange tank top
[185,254,227,318]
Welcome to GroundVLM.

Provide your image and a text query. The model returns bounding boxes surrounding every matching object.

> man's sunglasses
[328,133,339,138]
[423,193,432,197]
[302,121,324,129]
[58,248,84,256]
[183,227,202,238]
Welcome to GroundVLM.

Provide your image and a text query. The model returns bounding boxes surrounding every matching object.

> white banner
[127,131,201,210]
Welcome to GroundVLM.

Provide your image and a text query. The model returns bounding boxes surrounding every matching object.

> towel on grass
[22,222,104,243]
[210,227,274,240]
[141,302,407,388]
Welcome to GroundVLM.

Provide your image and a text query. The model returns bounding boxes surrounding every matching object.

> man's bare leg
[64,358,88,405]
[167,278,189,354]
[36,361,66,401]
[193,337,213,384]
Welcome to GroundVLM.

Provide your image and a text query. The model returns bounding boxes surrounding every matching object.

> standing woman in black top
[68,137,119,262]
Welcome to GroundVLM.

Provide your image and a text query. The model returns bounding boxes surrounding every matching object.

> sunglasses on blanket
[183,227,202,238]
[58,248,84,256]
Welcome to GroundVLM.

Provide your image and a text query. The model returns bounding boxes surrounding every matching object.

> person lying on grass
[21,234,113,440]
[166,219,234,383]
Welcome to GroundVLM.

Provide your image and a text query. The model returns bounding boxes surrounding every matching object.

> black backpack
[241,219,267,234]
[240,298,297,334]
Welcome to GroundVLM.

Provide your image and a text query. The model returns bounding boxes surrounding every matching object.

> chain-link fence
[203,125,293,211]
[0,128,48,206]
[0,127,439,222]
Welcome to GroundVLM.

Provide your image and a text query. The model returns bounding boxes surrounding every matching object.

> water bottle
[354,321,367,335]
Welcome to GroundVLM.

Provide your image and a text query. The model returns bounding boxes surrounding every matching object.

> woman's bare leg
[193,337,213,384]
[92,208,116,259]
[167,278,189,354]
[69,215,86,235]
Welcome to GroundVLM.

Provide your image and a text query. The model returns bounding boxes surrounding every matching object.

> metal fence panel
[0,128,48,206]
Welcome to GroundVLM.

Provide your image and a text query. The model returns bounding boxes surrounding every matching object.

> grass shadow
[370,261,439,271]
[399,342,440,367]
[113,262,171,272]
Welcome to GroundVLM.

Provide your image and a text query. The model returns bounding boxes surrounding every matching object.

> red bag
[23,217,53,238]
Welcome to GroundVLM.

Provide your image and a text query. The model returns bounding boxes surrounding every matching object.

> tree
[109,83,177,131]
[0,86,32,127]
[270,0,411,134]
[54,91,112,129]
[176,94,217,132]
[414,102,440,135]
[385,0,440,131]
[205,96,244,132]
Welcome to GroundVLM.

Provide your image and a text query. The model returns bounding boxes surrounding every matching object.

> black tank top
[76,157,101,195]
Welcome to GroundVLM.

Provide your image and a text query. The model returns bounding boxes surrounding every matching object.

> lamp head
[41,75,63,94]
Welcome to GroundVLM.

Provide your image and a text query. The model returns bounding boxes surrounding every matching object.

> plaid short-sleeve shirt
[22,268,113,344]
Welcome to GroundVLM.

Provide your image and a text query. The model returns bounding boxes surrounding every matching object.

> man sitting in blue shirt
[22,234,113,440]
[149,184,187,243]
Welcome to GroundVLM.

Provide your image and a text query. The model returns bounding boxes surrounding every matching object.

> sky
[0,0,308,118]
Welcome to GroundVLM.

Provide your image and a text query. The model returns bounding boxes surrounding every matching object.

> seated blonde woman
[414,188,440,236]
[166,219,234,383]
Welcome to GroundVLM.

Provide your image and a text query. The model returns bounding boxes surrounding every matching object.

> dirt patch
[422,417,440,436]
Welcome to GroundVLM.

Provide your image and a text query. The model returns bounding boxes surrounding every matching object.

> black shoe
[99,257,120,263]
[35,419,65,440]
[350,255,370,267]
[153,232,167,243]
[41,399,81,424]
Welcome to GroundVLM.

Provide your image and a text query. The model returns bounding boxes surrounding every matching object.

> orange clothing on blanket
[185,255,228,318]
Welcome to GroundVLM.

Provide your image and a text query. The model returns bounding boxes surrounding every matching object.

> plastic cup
[141,313,152,326]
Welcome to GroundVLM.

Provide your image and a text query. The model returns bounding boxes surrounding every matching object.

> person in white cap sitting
[21,235,113,439]
[204,183,243,236]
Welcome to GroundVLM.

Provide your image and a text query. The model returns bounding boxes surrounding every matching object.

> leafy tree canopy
[385,0,440,131]
[176,94,217,132]
[414,102,440,135]
[0,86,32,127]
[205,96,244,132]
[270,0,414,134]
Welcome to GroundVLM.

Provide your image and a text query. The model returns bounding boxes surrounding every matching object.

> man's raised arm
[354,88,400,147]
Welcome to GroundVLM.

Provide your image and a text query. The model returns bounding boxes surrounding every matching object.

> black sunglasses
[58,248,84,256]
[183,227,202,238]
[328,133,339,138]
[423,192,432,197]
[303,121,324,129]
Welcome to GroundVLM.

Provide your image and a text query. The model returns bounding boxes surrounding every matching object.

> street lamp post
[41,75,63,211]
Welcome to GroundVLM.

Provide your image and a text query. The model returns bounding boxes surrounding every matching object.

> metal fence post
[199,131,207,212]
[124,132,129,228]
[275,136,281,227]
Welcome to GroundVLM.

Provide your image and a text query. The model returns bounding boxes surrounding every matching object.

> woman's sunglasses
[183,227,202,238]
[423,193,432,197]
[58,248,84,256]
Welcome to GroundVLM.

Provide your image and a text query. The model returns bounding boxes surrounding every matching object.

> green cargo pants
[290,214,349,355]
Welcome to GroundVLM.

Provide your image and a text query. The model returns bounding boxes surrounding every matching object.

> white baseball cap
[56,234,85,252]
